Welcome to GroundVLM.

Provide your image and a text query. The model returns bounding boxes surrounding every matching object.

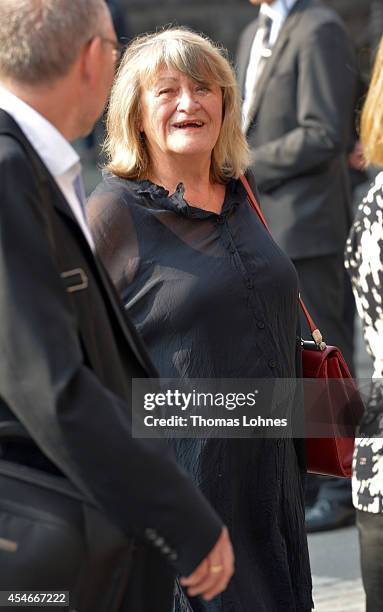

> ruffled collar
[126,177,247,220]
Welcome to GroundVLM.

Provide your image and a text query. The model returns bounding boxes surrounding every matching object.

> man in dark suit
[0,1,233,608]
[237,0,357,531]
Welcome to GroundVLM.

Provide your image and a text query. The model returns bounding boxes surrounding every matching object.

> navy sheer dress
[88,175,313,612]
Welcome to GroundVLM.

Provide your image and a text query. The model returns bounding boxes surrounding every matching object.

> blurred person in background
[236,0,358,532]
[369,1,383,53]
[345,34,383,612]
[88,27,313,612]
[106,0,129,41]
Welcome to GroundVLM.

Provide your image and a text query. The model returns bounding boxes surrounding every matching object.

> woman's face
[139,66,223,163]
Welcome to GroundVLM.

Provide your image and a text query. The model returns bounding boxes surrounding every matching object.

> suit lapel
[0,110,156,377]
[0,110,78,226]
[244,0,308,133]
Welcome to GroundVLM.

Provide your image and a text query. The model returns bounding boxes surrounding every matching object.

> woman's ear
[137,97,144,133]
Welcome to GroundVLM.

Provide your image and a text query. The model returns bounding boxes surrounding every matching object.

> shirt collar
[260,0,298,23]
[0,86,80,178]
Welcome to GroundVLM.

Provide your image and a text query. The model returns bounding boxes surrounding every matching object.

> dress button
[145,528,157,540]
[257,320,265,329]
[246,279,253,289]
[155,537,165,547]
[268,359,277,369]
[169,552,178,561]
[216,216,225,224]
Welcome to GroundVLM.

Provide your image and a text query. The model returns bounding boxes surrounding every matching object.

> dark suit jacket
[0,111,222,596]
[236,0,357,260]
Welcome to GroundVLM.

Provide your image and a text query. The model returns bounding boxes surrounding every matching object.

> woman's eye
[158,88,174,96]
[196,85,210,93]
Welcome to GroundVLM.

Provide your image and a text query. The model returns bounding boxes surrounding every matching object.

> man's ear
[80,36,103,87]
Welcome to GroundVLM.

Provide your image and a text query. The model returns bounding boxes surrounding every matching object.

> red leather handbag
[240,175,364,477]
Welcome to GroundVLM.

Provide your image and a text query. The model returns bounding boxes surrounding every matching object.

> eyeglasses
[99,37,125,62]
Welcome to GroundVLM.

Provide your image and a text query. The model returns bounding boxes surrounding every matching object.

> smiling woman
[104,27,248,190]
[88,26,313,612]
[139,68,223,170]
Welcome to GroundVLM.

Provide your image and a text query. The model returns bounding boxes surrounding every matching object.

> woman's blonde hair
[360,35,383,167]
[104,27,249,182]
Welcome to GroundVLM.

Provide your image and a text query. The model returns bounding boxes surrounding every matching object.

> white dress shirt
[242,0,298,127]
[0,86,95,251]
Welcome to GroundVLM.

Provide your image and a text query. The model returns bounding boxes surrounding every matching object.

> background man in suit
[236,0,357,532]
[0,1,233,608]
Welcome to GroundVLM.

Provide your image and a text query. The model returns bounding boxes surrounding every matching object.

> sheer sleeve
[87,182,140,293]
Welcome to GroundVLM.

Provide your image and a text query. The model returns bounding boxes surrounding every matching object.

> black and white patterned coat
[345,171,383,513]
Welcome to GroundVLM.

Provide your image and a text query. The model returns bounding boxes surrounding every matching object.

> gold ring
[210,564,223,574]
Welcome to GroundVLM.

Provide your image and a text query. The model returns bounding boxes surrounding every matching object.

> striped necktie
[258,12,273,58]
[242,12,273,131]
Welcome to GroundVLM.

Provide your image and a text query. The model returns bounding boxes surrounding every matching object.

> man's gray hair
[0,0,108,84]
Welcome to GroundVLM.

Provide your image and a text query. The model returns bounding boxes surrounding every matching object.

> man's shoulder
[0,131,33,177]
[0,112,53,193]
[284,0,352,56]
[239,1,348,45]
[0,112,32,166]
[298,0,348,35]
[0,125,40,200]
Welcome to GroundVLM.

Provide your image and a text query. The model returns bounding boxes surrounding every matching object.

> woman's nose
[177,90,200,111]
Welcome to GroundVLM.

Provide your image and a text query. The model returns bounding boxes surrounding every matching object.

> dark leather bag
[240,175,364,477]
[301,341,363,476]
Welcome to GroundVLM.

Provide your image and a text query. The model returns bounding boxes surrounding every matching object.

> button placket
[219,214,282,372]
[222,222,254,290]
[145,528,157,540]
